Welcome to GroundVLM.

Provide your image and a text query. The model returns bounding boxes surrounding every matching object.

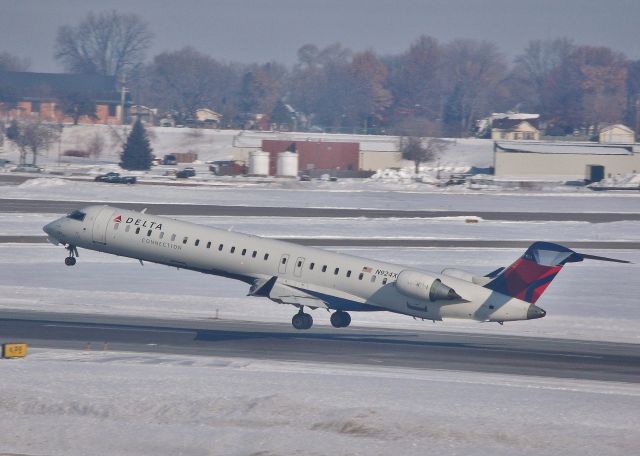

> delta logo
[114,214,163,230]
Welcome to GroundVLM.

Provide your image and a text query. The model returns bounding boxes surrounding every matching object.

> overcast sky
[2,0,639,72]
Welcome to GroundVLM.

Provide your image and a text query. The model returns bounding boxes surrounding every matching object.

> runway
[2,198,640,222]
[1,310,638,383]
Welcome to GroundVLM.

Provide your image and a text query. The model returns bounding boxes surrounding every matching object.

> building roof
[495,140,635,155]
[600,124,634,134]
[492,118,539,130]
[0,71,120,103]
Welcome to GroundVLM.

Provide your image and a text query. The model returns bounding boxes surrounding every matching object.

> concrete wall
[359,150,402,171]
[495,151,640,178]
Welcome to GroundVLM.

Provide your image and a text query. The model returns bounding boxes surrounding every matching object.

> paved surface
[2,198,640,222]
[1,310,638,383]
[3,235,640,250]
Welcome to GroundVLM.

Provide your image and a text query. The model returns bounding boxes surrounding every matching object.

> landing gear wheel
[330,311,351,328]
[64,244,78,266]
[292,309,313,330]
[64,256,76,266]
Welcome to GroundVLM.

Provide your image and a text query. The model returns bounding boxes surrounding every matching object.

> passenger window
[371,275,376,283]
[252,251,257,258]
[171,234,176,241]
[281,257,287,264]
[358,273,364,280]
[159,232,164,239]
[242,249,247,256]
[231,246,236,253]
[346,270,351,278]
[206,241,211,249]
[309,263,315,270]
[135,227,140,234]
[219,244,223,251]
[322,265,327,272]
[334,268,339,275]
[264,253,269,260]
[183,237,188,244]
[382,278,388,285]
[195,239,200,246]
[147,229,152,236]
[298,261,303,267]
[113,223,119,230]
[125,225,131,232]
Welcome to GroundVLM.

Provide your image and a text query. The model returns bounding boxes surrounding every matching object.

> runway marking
[43,323,192,334]
[473,347,603,359]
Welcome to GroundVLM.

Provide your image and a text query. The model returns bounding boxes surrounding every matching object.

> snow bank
[590,173,640,189]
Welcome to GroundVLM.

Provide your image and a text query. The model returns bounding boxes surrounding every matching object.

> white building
[599,124,635,144]
[494,141,640,180]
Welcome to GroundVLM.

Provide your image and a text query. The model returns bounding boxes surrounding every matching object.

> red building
[261,140,359,175]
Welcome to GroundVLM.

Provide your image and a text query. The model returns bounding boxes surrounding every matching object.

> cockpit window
[66,210,86,221]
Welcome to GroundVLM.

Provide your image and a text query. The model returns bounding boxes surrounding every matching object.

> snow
[1,349,638,456]
[590,173,640,189]
[0,244,638,344]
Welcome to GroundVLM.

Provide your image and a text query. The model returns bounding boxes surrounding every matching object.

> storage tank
[248,150,270,176]
[276,151,298,177]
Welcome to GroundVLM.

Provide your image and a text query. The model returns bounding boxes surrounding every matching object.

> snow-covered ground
[3,177,640,213]
[2,349,638,456]
[1,244,638,344]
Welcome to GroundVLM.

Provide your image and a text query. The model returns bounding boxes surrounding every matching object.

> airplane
[43,205,629,330]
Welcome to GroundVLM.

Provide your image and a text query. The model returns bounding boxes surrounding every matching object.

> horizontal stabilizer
[577,253,631,264]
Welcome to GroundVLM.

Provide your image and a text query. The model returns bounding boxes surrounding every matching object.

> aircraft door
[278,254,290,274]
[293,257,305,277]
[92,207,115,245]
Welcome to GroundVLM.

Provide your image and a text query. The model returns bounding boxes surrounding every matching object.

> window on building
[206,241,211,249]
[108,104,117,117]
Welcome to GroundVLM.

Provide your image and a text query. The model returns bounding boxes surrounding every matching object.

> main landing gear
[291,307,313,330]
[64,244,78,266]
[330,311,351,328]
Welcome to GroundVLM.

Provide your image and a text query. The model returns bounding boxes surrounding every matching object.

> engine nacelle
[395,270,461,302]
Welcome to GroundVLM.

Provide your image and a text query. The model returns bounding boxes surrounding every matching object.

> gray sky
[2,0,640,72]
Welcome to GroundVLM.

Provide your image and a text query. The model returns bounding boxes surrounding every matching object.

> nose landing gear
[64,244,78,266]
[291,307,313,330]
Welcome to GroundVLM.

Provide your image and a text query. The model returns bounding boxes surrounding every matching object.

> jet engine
[395,270,461,302]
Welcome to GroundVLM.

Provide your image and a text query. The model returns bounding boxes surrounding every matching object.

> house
[195,108,222,128]
[0,71,127,125]
[599,124,635,144]
[491,118,540,141]
[129,105,158,125]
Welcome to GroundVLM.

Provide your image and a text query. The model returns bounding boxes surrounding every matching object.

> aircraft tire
[65,257,76,266]
[292,313,312,330]
[330,311,351,328]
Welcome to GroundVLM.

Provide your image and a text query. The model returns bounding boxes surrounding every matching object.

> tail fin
[484,242,629,304]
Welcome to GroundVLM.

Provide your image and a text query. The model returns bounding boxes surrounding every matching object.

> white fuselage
[43,205,534,322]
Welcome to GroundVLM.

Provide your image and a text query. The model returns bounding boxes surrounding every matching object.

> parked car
[94,172,136,184]
[176,167,196,179]
[12,164,43,173]
[162,154,177,165]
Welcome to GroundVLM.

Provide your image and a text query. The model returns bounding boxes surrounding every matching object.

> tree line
[3,10,640,137]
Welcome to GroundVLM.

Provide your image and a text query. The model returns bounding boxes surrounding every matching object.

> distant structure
[129,105,158,125]
[195,108,222,128]
[599,124,635,144]
[0,71,127,125]
[494,141,640,181]
[490,113,540,141]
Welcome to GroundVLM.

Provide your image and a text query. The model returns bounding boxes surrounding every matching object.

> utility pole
[120,74,128,125]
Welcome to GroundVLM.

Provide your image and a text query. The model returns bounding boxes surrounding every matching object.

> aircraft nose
[43,222,54,235]
[527,305,546,320]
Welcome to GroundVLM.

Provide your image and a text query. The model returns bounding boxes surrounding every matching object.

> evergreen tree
[120,119,153,170]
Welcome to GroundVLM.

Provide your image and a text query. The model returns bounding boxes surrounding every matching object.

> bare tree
[0,51,30,72]
[7,119,60,165]
[54,10,153,81]
[400,136,449,174]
